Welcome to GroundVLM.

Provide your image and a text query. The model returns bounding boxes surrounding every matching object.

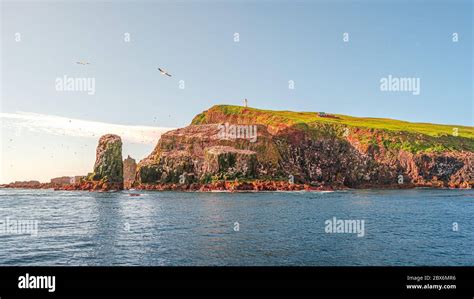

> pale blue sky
[1,0,472,183]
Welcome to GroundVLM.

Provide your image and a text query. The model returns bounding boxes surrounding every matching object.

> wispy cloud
[0,112,173,144]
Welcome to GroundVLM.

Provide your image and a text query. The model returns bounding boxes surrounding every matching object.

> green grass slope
[192,105,474,153]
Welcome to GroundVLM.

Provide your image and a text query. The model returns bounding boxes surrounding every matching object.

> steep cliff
[136,105,473,190]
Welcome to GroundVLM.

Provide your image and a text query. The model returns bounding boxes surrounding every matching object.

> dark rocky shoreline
[0,179,465,192]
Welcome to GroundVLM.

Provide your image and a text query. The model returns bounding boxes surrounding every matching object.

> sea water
[0,188,472,266]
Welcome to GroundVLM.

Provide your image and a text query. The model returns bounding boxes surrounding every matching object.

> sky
[0,0,472,183]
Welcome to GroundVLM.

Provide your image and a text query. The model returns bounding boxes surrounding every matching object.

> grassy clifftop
[192,105,474,153]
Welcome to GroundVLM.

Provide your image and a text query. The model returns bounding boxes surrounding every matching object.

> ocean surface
[0,188,472,266]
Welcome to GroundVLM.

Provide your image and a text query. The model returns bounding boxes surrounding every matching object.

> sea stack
[88,134,124,190]
[123,155,137,189]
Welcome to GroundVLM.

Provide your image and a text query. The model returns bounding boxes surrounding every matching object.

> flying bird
[76,61,91,65]
[158,67,172,77]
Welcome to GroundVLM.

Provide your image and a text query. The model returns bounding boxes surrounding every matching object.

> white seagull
[158,67,172,77]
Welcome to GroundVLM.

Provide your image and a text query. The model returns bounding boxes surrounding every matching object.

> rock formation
[68,134,124,191]
[3,106,472,192]
[89,134,123,183]
[135,105,473,190]
[50,176,72,185]
[0,181,43,189]
[123,155,137,189]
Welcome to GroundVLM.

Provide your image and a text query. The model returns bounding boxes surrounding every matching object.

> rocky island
[134,105,473,191]
[2,105,473,191]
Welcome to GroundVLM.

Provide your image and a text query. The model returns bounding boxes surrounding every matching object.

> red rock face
[136,124,279,185]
